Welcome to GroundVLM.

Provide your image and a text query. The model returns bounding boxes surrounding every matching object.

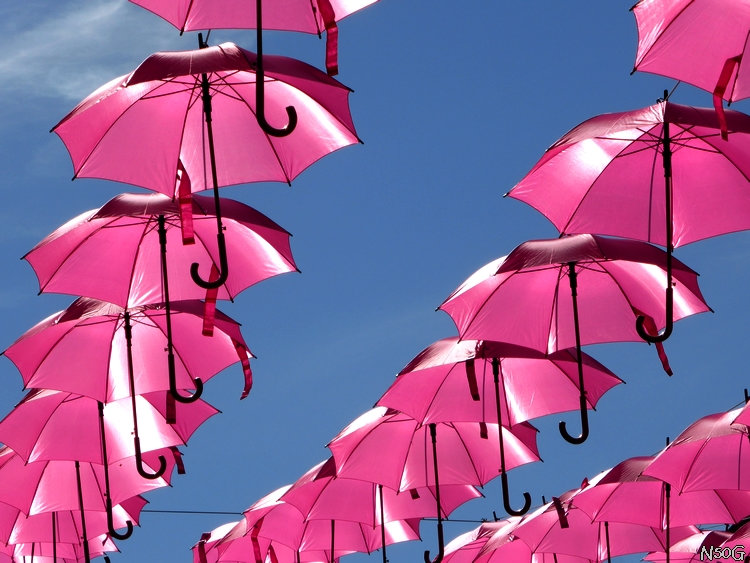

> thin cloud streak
[0,0,181,102]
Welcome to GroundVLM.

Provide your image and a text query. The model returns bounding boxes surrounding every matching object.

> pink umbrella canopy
[506,101,750,249]
[9,534,119,562]
[644,531,735,563]
[327,407,540,492]
[643,406,750,492]
[511,493,699,563]
[280,457,482,525]
[439,234,709,352]
[2,297,253,402]
[128,0,379,75]
[571,456,750,529]
[52,41,359,196]
[23,192,298,308]
[377,337,622,428]
[631,1,750,103]
[0,389,216,465]
[210,485,421,562]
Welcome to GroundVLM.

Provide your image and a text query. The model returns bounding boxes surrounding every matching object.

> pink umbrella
[512,492,698,563]
[377,336,622,515]
[2,297,249,479]
[506,100,750,343]
[23,191,295,403]
[129,0,378,75]
[209,485,421,562]
[643,406,750,492]
[631,1,750,136]
[327,406,540,562]
[644,531,735,563]
[52,40,359,289]
[0,388,211,538]
[280,457,482,563]
[10,534,118,563]
[439,233,709,443]
[24,191,297,311]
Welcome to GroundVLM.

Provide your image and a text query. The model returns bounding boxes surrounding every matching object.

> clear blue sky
[0,1,748,561]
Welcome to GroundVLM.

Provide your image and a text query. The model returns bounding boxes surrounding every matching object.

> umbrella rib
[219,75,293,184]
[557,126,663,237]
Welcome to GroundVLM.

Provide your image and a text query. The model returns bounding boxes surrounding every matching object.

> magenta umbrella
[24,192,298,310]
[644,531,735,563]
[23,191,295,403]
[10,534,118,563]
[327,406,540,563]
[2,297,249,480]
[511,492,699,563]
[439,233,709,444]
[631,0,750,136]
[506,100,750,343]
[377,336,622,515]
[208,485,421,562]
[129,0,378,75]
[643,406,750,492]
[52,40,359,290]
[280,457,482,563]
[0,388,212,539]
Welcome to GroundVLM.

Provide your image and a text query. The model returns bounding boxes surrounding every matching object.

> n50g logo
[700,546,746,561]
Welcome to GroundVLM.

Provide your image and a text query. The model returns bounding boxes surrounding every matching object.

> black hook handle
[134,436,167,480]
[190,231,229,289]
[106,497,134,540]
[168,349,204,403]
[559,394,590,444]
[635,287,674,343]
[501,471,531,516]
[255,0,297,137]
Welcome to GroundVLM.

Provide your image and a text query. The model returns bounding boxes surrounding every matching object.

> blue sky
[1,1,750,561]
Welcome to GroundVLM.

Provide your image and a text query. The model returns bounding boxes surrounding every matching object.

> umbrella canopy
[0,389,216,465]
[327,407,540,492]
[439,234,709,353]
[644,531,734,563]
[2,297,253,402]
[377,337,622,427]
[631,0,750,104]
[52,41,359,195]
[24,192,298,308]
[128,0,379,75]
[571,456,750,529]
[506,101,750,249]
[643,406,750,492]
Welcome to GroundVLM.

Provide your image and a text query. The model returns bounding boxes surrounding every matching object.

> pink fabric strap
[251,517,264,563]
[171,446,186,474]
[552,496,569,528]
[167,392,176,425]
[479,421,488,439]
[464,359,481,400]
[713,55,742,141]
[409,488,420,500]
[234,339,253,399]
[269,545,279,563]
[202,265,220,336]
[198,533,211,563]
[318,0,339,76]
[177,161,195,245]
[633,307,673,376]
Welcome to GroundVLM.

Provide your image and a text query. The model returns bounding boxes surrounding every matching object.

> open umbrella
[439,234,710,444]
[129,0,379,75]
[280,457,482,563]
[23,191,296,402]
[631,0,750,136]
[644,531,735,563]
[377,336,622,515]
[327,406,540,563]
[505,99,750,343]
[2,297,249,479]
[52,40,359,289]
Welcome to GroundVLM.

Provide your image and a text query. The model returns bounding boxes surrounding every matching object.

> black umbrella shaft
[491,358,508,473]
[124,312,141,438]
[74,460,92,563]
[663,120,674,306]
[379,484,387,563]
[429,423,444,551]
[98,401,112,505]
[567,263,586,399]
[158,216,178,385]
[665,482,671,563]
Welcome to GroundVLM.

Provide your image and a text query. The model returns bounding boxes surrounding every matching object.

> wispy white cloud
[0,0,184,102]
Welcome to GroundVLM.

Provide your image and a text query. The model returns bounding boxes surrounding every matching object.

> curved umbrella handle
[635,287,674,343]
[134,436,167,480]
[168,350,204,403]
[558,394,590,445]
[255,0,298,137]
[190,232,228,289]
[500,471,532,516]
[106,497,134,540]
